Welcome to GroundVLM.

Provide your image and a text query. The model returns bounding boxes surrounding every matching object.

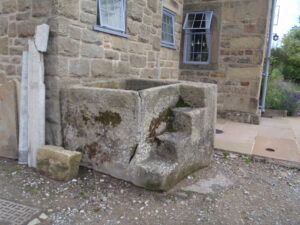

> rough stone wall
[160,0,183,79]
[45,0,184,145]
[180,0,271,124]
[0,0,51,80]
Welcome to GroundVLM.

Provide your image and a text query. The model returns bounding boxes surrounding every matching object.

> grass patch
[1,168,22,174]
[223,153,230,160]
[165,193,175,201]
[242,156,252,163]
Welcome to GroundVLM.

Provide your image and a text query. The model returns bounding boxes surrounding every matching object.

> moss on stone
[176,96,191,108]
[143,180,162,190]
[94,111,122,127]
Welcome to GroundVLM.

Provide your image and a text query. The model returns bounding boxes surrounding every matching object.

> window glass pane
[161,9,175,46]
[99,0,124,31]
[202,53,208,62]
[195,13,204,21]
[184,11,213,30]
[186,32,210,63]
[183,11,212,64]
[187,14,195,28]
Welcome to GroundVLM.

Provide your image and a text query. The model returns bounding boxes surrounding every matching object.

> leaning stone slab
[0,79,19,159]
[27,40,46,168]
[25,24,49,167]
[37,145,82,181]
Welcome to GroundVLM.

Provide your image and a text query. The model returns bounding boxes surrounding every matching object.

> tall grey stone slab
[18,51,29,164]
[34,24,50,53]
[27,40,46,168]
[0,80,19,159]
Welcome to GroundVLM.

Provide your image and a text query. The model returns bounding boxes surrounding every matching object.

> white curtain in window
[99,0,124,31]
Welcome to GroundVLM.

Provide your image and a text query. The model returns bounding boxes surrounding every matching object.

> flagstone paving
[215,117,300,168]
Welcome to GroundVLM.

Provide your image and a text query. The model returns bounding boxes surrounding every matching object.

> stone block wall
[0,0,51,80]
[180,0,271,124]
[160,0,183,79]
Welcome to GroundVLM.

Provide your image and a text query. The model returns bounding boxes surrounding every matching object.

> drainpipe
[260,0,277,113]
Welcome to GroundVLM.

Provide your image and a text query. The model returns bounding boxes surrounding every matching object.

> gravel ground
[1,152,300,225]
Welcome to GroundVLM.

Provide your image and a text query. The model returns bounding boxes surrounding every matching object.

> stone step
[172,107,205,135]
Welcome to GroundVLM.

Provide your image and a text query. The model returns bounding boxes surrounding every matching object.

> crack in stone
[129,144,138,164]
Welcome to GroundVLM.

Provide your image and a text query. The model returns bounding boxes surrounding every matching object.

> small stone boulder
[37,145,82,181]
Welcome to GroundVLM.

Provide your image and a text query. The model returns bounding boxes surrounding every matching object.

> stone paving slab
[258,125,295,139]
[253,136,300,162]
[286,117,300,148]
[215,117,300,166]
[214,121,258,155]
[0,198,40,225]
[260,117,290,128]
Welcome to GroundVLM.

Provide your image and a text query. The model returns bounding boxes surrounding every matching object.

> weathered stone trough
[61,78,217,190]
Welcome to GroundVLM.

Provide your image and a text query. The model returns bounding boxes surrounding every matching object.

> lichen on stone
[148,108,175,140]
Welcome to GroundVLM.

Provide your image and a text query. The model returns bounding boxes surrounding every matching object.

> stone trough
[61,78,217,190]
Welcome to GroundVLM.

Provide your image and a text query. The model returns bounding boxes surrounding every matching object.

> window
[161,8,176,49]
[183,11,213,64]
[94,0,128,37]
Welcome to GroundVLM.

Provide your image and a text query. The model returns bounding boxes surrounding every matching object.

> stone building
[0,0,272,146]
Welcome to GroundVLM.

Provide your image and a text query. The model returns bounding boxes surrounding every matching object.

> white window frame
[161,8,176,49]
[183,11,213,64]
[94,0,128,37]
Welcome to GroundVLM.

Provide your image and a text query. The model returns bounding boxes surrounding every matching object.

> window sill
[161,42,177,50]
[93,25,130,38]
[183,61,210,65]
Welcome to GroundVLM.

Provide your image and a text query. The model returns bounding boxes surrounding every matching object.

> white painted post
[18,51,29,164]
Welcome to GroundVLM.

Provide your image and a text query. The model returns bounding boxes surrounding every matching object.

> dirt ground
[1,152,300,225]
